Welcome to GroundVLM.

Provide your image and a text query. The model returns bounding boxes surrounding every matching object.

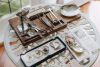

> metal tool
[48,8,63,24]
[16,8,29,34]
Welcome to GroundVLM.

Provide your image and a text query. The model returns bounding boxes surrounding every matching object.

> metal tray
[20,37,66,67]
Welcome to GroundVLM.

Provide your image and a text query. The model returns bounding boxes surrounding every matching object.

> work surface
[1,1,100,67]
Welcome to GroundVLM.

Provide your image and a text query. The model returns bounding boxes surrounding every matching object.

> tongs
[48,8,63,25]
[37,9,53,31]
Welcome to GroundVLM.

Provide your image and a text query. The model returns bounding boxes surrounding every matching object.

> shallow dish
[60,4,80,17]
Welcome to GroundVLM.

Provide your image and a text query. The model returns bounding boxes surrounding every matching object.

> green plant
[0,0,29,17]
[0,3,9,17]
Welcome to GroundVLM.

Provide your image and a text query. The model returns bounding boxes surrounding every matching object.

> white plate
[60,4,80,17]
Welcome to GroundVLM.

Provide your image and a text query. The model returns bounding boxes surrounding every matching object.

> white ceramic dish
[60,4,80,17]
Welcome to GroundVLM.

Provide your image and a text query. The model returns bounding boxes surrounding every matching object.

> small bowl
[60,4,80,17]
